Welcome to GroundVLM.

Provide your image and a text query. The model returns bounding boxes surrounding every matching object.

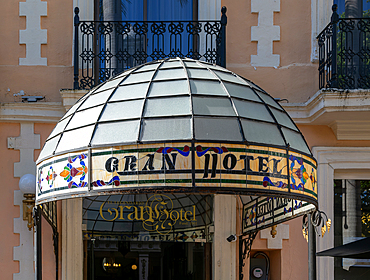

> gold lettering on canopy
[99,194,196,235]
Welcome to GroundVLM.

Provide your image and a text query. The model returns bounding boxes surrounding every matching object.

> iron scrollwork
[317,5,370,90]
[302,210,331,241]
[73,7,227,89]
[239,231,258,280]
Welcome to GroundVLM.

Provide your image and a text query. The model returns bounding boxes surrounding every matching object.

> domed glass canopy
[38,58,310,162]
[36,58,318,234]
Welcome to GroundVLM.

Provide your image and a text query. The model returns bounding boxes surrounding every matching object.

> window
[333,0,370,17]
[334,180,370,279]
[95,0,199,82]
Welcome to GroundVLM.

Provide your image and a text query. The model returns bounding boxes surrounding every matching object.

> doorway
[85,240,211,280]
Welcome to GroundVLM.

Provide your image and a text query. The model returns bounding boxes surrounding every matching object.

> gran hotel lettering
[99,194,196,235]
[104,146,285,179]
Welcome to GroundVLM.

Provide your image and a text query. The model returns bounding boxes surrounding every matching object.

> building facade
[1,0,369,279]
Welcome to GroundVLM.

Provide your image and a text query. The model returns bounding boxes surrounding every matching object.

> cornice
[0,102,65,123]
[283,88,370,125]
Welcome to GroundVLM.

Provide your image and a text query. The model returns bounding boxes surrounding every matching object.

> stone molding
[310,0,332,62]
[312,146,370,280]
[13,190,35,280]
[0,102,65,123]
[251,0,280,67]
[8,123,40,177]
[284,89,370,123]
[19,0,47,66]
[329,120,370,140]
[283,89,370,140]
[260,224,289,249]
[11,123,40,280]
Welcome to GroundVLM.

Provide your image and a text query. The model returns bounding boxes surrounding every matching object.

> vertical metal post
[53,228,59,280]
[74,7,80,90]
[308,213,317,280]
[330,5,339,88]
[220,6,227,68]
[35,206,42,280]
[91,239,95,280]
[239,238,244,280]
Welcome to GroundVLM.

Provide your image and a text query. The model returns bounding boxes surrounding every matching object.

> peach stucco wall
[251,219,308,280]
[223,0,319,103]
[0,122,57,279]
[0,0,74,103]
[0,123,21,279]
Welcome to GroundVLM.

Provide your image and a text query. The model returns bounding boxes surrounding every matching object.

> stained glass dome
[37,57,310,163]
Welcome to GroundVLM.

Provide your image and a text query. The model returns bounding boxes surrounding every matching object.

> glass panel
[233,100,274,122]
[148,80,188,97]
[255,91,282,109]
[47,115,71,139]
[187,68,217,79]
[144,96,191,117]
[135,63,160,72]
[158,60,182,69]
[148,0,193,20]
[214,70,247,85]
[91,120,140,146]
[110,68,135,79]
[193,97,236,116]
[141,117,192,141]
[65,105,103,130]
[111,83,149,101]
[121,71,155,85]
[37,135,60,161]
[99,100,144,122]
[55,125,95,153]
[270,108,298,131]
[190,79,227,96]
[223,82,261,102]
[281,128,310,154]
[63,98,85,118]
[200,62,225,71]
[183,61,203,68]
[194,117,243,141]
[241,120,285,146]
[95,77,123,93]
[153,68,187,81]
[243,79,266,92]
[78,89,114,110]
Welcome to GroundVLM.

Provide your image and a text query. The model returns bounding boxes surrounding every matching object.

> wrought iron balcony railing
[318,5,370,90]
[73,7,227,90]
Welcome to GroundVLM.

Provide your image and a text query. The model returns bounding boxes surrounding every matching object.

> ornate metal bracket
[239,231,258,280]
[302,210,331,241]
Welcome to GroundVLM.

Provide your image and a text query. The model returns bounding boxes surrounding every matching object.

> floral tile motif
[60,153,88,188]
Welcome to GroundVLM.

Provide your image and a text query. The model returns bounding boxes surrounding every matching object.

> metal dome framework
[38,58,310,161]
[36,58,318,235]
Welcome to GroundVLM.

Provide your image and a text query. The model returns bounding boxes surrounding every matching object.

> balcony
[73,7,227,90]
[318,5,370,90]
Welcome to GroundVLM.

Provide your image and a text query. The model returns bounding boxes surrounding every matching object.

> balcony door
[95,0,197,82]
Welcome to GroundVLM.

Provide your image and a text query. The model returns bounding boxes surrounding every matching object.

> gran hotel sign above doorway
[82,193,213,242]
[36,142,317,234]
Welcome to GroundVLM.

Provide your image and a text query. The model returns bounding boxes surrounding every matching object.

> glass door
[85,240,211,280]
